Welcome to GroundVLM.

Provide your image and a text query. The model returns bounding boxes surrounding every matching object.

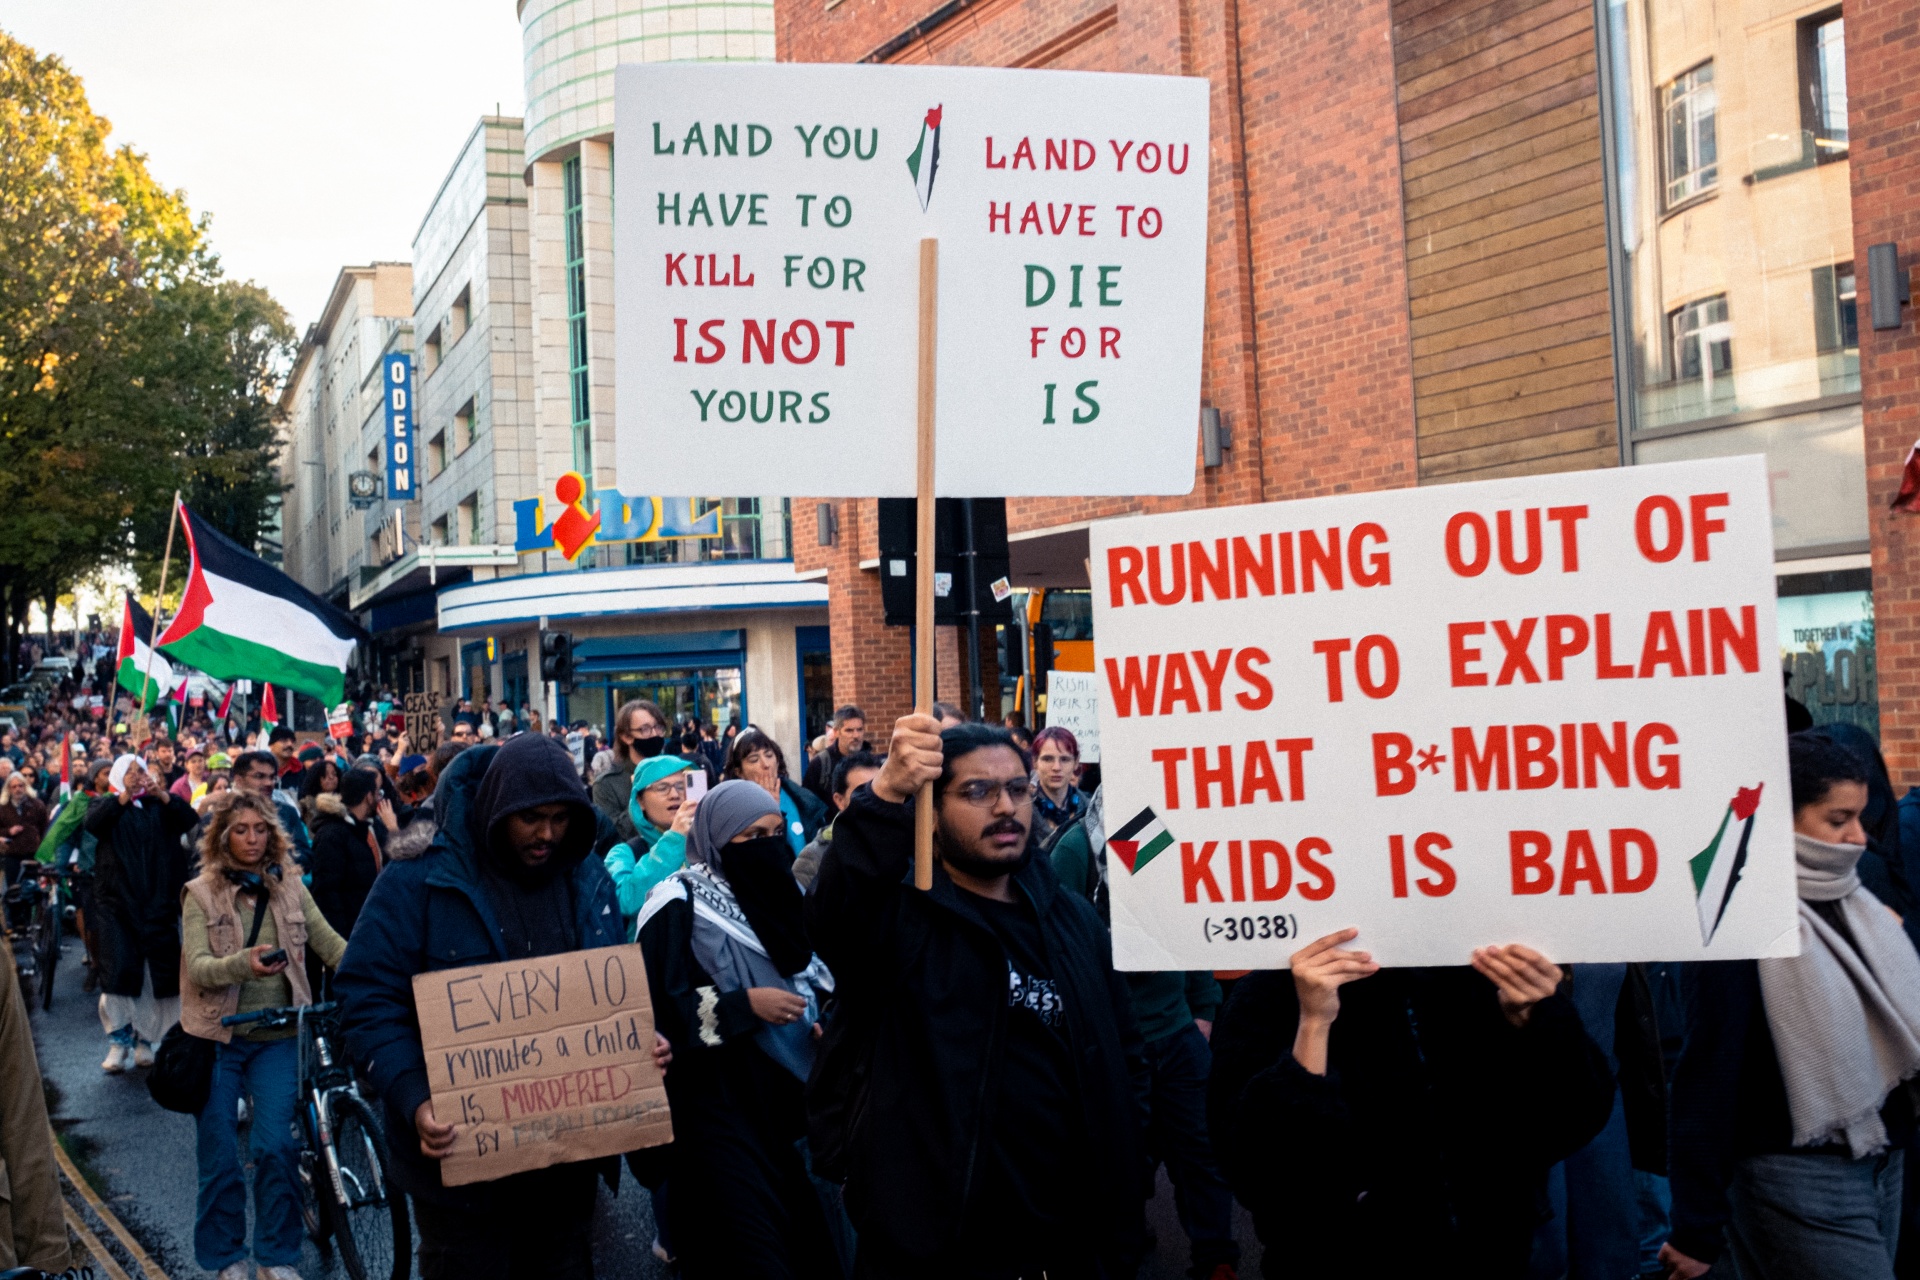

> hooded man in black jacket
[807,715,1150,1280]
[337,734,665,1280]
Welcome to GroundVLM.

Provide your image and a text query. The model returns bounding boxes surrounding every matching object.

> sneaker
[257,1267,303,1280]
[100,1043,129,1073]
[651,1236,676,1265]
[217,1264,250,1280]
[132,1040,155,1069]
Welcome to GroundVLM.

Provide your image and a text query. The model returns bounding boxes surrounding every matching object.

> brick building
[784,0,1914,774]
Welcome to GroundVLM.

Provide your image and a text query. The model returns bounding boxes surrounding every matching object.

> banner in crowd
[614,62,1210,497]
[1045,670,1101,762]
[413,944,671,1186]
[1090,455,1797,968]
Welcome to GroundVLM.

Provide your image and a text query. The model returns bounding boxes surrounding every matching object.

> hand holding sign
[411,944,671,1186]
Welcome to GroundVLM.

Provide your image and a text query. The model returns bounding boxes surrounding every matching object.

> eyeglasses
[643,779,688,799]
[947,778,1035,808]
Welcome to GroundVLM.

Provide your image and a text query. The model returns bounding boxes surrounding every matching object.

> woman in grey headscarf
[634,779,839,1279]
[1663,730,1920,1280]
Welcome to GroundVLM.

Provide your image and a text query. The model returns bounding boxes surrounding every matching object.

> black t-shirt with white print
[960,887,1090,1266]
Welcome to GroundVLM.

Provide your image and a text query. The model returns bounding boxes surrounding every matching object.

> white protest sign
[1045,670,1101,762]
[1091,456,1797,968]
[614,62,1209,497]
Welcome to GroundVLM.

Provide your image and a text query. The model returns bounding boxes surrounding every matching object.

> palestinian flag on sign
[157,503,365,706]
[906,105,942,211]
[116,593,177,700]
[1691,783,1764,945]
[1109,806,1173,875]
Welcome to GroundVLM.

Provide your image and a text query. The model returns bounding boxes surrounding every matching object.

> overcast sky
[3,1,526,329]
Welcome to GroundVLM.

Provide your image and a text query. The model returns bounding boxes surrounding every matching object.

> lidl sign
[513,472,722,560]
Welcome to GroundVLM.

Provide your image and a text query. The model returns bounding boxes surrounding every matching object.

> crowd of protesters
[0,624,1916,1280]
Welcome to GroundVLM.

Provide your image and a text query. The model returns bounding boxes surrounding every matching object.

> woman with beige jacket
[182,790,347,1280]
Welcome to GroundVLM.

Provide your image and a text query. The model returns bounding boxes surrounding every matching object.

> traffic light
[540,630,575,688]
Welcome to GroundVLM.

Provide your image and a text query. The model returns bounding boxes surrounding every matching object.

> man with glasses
[231,749,312,868]
[808,717,1149,1279]
[592,698,670,843]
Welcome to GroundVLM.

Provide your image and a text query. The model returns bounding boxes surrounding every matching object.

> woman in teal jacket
[603,756,700,938]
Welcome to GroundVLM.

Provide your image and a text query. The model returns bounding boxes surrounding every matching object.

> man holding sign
[337,733,670,1280]
[808,717,1148,1278]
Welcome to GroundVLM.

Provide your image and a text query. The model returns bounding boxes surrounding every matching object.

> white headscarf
[107,754,142,796]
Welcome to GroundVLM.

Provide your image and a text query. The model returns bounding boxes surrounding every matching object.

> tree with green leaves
[0,27,291,680]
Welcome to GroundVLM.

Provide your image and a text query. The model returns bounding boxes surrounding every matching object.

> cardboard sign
[411,944,671,1186]
[1090,456,1797,969]
[1045,670,1101,762]
[614,62,1210,497]
[402,691,442,753]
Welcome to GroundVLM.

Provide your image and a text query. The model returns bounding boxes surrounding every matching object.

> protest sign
[1090,456,1797,968]
[403,691,442,753]
[614,62,1209,498]
[1045,670,1101,762]
[412,944,670,1186]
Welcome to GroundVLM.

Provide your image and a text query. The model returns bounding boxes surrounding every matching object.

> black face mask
[717,834,811,976]
[630,735,667,760]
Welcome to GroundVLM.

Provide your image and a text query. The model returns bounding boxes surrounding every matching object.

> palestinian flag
[906,105,942,211]
[115,593,177,700]
[259,684,280,732]
[1894,437,1920,512]
[157,503,364,706]
[166,679,188,732]
[1109,806,1173,875]
[216,683,235,722]
[1691,783,1764,945]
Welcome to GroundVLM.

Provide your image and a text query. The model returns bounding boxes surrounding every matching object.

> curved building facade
[518,0,775,164]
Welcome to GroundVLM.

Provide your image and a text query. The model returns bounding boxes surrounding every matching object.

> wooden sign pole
[914,238,939,891]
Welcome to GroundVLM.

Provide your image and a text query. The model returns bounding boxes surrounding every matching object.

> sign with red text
[413,945,670,1186]
[613,62,1209,496]
[1091,456,1798,968]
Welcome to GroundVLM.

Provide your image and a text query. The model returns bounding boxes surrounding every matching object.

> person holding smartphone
[180,790,347,1280]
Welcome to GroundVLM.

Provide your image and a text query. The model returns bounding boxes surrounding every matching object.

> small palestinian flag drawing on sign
[1691,783,1764,945]
[906,105,942,211]
[1109,807,1173,875]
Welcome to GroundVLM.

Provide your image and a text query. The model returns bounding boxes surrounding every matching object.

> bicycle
[220,1002,411,1280]
[5,862,67,1010]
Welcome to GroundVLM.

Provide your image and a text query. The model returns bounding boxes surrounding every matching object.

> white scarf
[1758,834,1920,1156]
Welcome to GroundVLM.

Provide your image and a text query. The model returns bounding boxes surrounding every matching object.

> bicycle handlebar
[220,1000,339,1028]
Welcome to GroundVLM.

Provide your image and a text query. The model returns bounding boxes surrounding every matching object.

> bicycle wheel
[325,1093,410,1280]
[34,905,57,1012]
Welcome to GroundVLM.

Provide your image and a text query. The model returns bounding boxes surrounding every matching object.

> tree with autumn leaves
[0,28,289,678]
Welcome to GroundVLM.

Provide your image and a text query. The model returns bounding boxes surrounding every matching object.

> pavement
[29,928,1257,1279]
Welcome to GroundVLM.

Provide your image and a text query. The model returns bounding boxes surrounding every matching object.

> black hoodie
[469,734,599,957]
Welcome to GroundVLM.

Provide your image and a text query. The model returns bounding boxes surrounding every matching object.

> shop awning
[436,560,829,635]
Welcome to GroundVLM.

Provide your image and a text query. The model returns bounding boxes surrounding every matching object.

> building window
[456,496,479,546]
[455,397,478,454]
[1669,295,1732,385]
[422,323,442,377]
[431,515,449,546]
[451,285,472,342]
[1812,263,1860,396]
[1801,13,1848,159]
[564,155,592,478]
[427,432,446,479]
[1663,62,1718,207]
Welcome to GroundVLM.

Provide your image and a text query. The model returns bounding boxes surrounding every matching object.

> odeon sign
[513,471,722,561]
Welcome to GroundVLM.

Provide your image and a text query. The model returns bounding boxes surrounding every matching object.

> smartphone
[685,769,709,802]
[258,948,288,967]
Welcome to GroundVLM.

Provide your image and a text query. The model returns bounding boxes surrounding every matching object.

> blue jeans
[196,1036,304,1270]
[1719,1149,1903,1280]
[1143,1023,1238,1273]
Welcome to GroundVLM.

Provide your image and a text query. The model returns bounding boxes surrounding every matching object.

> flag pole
[913,239,938,892]
[135,492,182,742]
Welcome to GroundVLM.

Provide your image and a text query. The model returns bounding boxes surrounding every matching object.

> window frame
[1798,10,1849,162]
[1662,61,1719,210]
[1667,293,1733,386]
[563,155,592,478]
